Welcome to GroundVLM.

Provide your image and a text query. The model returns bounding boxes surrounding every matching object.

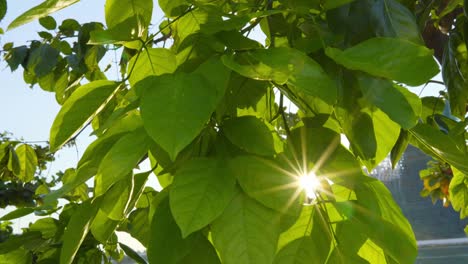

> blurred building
[372,145,468,263]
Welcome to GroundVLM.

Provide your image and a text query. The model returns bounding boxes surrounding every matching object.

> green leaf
[370,0,422,44]
[277,204,334,263]
[119,243,147,264]
[100,178,133,220]
[29,218,59,239]
[137,72,218,160]
[326,37,439,86]
[8,0,79,30]
[211,191,282,264]
[15,144,38,182]
[94,128,151,196]
[128,48,177,86]
[49,80,119,151]
[170,158,237,237]
[105,0,152,37]
[39,16,57,30]
[322,0,355,10]
[5,46,28,71]
[352,178,417,263]
[273,237,317,264]
[0,248,32,264]
[358,75,421,129]
[231,155,303,217]
[148,198,220,264]
[159,0,189,17]
[90,209,119,243]
[7,145,21,176]
[222,48,337,103]
[442,30,468,118]
[390,129,410,168]
[0,207,35,221]
[60,200,98,264]
[0,231,42,254]
[449,168,468,218]
[126,208,150,247]
[26,44,59,78]
[410,123,468,175]
[362,108,400,170]
[0,0,6,22]
[222,116,276,157]
[277,205,314,250]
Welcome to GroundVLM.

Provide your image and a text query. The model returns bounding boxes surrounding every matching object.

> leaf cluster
[0,0,468,263]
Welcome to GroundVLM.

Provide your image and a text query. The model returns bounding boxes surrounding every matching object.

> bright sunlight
[299,171,321,199]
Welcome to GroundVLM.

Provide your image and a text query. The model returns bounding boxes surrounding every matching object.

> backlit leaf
[137,72,218,160]
[8,0,79,30]
[211,191,282,264]
[49,80,119,151]
[15,144,38,182]
[222,116,276,157]
[222,48,337,103]
[232,155,303,217]
[170,158,236,238]
[128,48,177,86]
[60,200,99,264]
[358,75,421,129]
[326,37,439,86]
[94,128,151,196]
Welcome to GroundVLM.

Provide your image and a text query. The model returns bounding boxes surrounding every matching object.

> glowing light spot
[299,172,321,199]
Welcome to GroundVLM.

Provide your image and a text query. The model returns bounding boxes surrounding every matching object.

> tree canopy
[1,0,468,263]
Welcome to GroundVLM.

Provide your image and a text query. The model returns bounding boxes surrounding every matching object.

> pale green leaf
[325,37,439,86]
[100,178,133,220]
[95,128,151,196]
[8,0,79,30]
[273,237,317,264]
[0,248,32,264]
[449,168,468,218]
[211,191,282,264]
[7,145,21,176]
[137,73,218,160]
[277,205,314,250]
[90,209,119,244]
[170,158,237,237]
[159,0,189,17]
[15,144,38,182]
[49,80,119,151]
[128,48,177,86]
[361,108,400,170]
[105,0,152,30]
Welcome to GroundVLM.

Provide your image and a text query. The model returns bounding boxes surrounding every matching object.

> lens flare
[299,172,321,199]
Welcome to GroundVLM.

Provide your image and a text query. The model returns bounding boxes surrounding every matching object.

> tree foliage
[0,0,468,263]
